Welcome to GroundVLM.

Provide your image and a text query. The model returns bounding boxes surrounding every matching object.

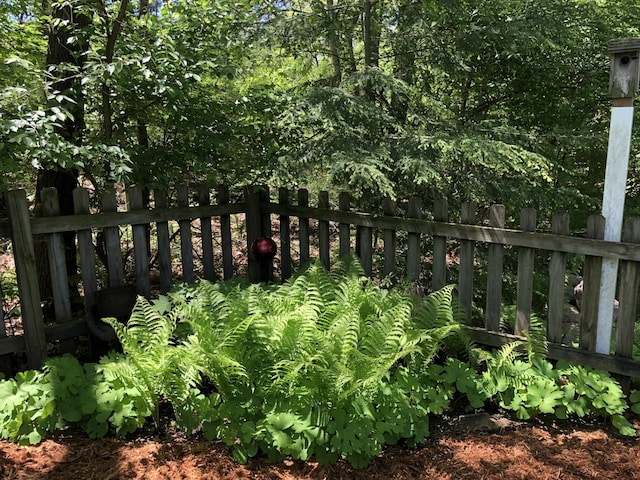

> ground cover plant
[0,255,638,469]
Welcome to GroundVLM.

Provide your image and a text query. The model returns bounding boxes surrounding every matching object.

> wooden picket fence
[1,184,640,381]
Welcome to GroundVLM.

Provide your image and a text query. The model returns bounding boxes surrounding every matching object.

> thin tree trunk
[326,0,342,85]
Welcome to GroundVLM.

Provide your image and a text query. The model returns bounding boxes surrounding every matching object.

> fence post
[279,188,292,281]
[129,186,151,297]
[432,198,448,291]
[154,189,173,293]
[102,189,125,287]
[485,204,506,332]
[548,211,570,344]
[339,192,352,258]
[298,189,310,266]
[41,188,74,354]
[197,184,215,283]
[6,189,47,369]
[581,214,605,351]
[382,198,396,279]
[217,185,234,281]
[515,208,537,335]
[459,202,477,321]
[407,197,422,282]
[318,191,330,270]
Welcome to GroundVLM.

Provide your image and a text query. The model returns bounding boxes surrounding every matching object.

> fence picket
[616,217,640,358]
[548,211,570,343]
[407,198,421,282]
[318,191,330,270]
[279,188,292,281]
[102,190,125,288]
[197,185,215,282]
[485,204,506,332]
[339,192,351,258]
[432,198,448,291]
[581,214,605,351]
[515,208,537,335]
[129,187,151,297]
[177,185,195,284]
[73,187,100,352]
[217,185,234,280]
[154,190,173,293]
[6,189,47,369]
[298,189,310,266]
[41,188,74,354]
[382,198,397,278]
[459,202,477,321]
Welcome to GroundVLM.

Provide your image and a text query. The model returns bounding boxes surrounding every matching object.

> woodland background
[1,0,640,225]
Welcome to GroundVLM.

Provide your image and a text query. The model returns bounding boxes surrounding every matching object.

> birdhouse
[609,37,640,98]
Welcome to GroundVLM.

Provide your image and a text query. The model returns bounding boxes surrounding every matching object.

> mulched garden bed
[2,416,639,479]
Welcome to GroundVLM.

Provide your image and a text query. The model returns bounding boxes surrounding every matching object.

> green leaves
[1,255,638,460]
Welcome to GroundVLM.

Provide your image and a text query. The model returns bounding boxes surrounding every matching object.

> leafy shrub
[0,354,150,445]
[0,255,637,462]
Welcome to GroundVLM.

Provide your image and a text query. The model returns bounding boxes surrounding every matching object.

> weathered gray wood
[6,189,47,369]
[26,198,640,262]
[41,188,73,332]
[485,204,506,332]
[129,187,151,297]
[459,202,476,321]
[382,198,397,278]
[260,187,272,237]
[31,203,243,234]
[245,186,262,283]
[177,185,195,284]
[339,192,351,258]
[0,335,25,356]
[318,191,330,270]
[432,198,448,291]
[279,188,292,281]
[356,204,373,276]
[548,211,570,344]
[608,38,640,99]
[154,190,173,294]
[73,188,99,348]
[515,208,537,336]
[102,190,125,287]
[407,198,421,282]
[263,204,640,261]
[580,214,605,351]
[197,185,215,282]
[217,186,234,280]
[259,187,274,282]
[616,217,640,358]
[298,189,310,265]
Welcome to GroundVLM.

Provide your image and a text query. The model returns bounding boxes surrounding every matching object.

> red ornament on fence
[251,237,277,261]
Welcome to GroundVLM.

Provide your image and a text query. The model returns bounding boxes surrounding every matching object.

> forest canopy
[1,0,640,223]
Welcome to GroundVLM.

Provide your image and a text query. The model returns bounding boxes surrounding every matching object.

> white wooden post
[596,38,640,354]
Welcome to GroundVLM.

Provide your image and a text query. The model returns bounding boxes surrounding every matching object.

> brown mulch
[2,418,640,480]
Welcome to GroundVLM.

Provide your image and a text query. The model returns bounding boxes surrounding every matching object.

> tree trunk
[325,0,342,85]
[35,1,91,311]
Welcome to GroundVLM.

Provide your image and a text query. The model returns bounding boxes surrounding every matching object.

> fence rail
[1,184,640,381]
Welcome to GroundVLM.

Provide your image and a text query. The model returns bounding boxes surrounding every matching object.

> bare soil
[2,416,640,480]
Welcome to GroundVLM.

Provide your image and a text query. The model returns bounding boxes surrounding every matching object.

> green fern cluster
[156,255,470,466]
